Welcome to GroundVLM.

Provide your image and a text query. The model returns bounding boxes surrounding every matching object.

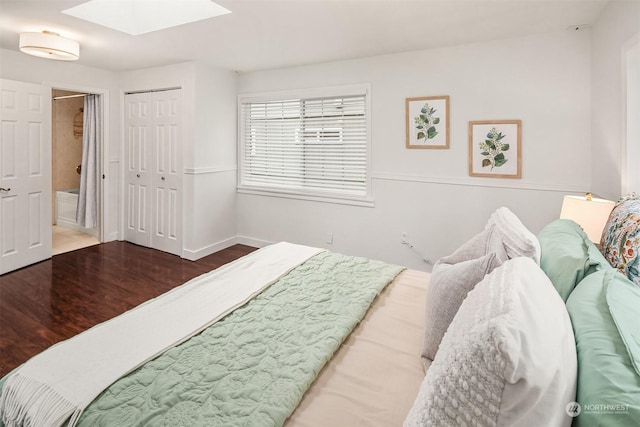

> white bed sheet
[285,269,430,427]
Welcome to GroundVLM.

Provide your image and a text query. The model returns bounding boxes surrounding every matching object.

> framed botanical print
[406,96,450,149]
[469,120,522,178]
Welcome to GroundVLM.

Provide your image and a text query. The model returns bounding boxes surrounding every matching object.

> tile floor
[52,225,100,255]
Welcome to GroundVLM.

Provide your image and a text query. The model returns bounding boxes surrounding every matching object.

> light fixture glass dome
[19,31,79,61]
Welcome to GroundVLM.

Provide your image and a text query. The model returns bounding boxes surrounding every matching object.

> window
[238,85,371,204]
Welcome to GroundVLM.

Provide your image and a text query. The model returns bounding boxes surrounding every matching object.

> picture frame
[405,96,450,149]
[468,120,522,178]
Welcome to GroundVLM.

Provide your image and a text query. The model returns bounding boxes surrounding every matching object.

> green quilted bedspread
[70,251,403,426]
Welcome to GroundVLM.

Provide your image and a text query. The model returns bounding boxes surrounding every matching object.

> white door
[124,92,152,247]
[124,89,182,256]
[0,79,51,275]
[151,90,182,255]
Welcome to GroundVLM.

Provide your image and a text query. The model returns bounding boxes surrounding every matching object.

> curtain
[76,94,99,228]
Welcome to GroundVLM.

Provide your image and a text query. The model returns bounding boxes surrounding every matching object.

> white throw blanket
[0,242,323,427]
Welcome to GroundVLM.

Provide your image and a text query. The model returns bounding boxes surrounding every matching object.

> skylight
[62,0,231,36]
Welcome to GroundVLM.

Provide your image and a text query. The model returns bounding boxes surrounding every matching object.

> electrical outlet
[401,232,408,243]
[326,232,333,244]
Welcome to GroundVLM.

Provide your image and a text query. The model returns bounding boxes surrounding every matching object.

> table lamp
[560,193,615,243]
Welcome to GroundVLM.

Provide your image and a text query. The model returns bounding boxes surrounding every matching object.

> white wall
[4,11,628,270]
[236,30,592,270]
[625,40,640,195]
[184,63,238,259]
[590,0,640,200]
[0,48,117,88]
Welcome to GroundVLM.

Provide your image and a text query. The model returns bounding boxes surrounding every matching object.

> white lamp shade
[560,195,615,243]
[19,31,79,61]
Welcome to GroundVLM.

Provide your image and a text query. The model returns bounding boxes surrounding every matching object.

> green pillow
[538,219,608,301]
[566,269,640,427]
[607,271,640,377]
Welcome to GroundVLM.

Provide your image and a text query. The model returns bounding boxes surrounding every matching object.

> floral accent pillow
[601,193,640,286]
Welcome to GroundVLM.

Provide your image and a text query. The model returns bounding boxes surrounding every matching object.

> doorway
[51,89,100,254]
[0,80,109,274]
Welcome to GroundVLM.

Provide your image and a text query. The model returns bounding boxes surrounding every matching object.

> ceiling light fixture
[19,31,79,61]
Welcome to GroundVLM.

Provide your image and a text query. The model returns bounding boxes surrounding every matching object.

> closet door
[0,79,51,275]
[124,92,152,248]
[151,89,182,256]
[124,89,182,256]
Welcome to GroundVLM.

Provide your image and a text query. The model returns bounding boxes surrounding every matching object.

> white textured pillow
[486,207,541,264]
[405,258,577,427]
[420,225,509,371]
[420,224,509,372]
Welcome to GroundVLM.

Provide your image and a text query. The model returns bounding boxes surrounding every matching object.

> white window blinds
[239,88,369,200]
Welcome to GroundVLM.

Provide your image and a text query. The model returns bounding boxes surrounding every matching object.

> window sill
[237,186,375,207]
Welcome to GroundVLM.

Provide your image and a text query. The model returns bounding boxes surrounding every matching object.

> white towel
[0,242,323,427]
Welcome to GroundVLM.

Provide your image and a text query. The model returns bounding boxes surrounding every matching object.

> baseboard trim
[104,231,119,242]
[182,236,239,261]
[55,220,98,237]
[135,236,277,261]
[236,236,272,248]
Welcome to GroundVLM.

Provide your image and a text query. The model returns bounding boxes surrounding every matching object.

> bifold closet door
[0,79,51,275]
[124,89,182,256]
[124,92,152,248]
[151,89,182,256]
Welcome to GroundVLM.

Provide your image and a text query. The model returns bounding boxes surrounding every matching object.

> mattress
[286,269,429,426]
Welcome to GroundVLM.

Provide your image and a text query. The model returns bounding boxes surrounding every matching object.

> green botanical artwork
[479,127,509,170]
[414,103,440,141]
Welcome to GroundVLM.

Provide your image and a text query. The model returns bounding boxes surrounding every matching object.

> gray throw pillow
[420,251,503,371]
[439,224,508,265]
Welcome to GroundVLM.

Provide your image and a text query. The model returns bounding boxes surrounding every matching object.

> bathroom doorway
[51,89,100,255]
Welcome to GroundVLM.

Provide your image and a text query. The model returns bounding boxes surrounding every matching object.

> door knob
[136,174,140,178]
[161,176,165,181]
[0,187,10,192]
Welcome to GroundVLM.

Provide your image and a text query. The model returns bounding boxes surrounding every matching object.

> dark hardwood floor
[0,242,256,378]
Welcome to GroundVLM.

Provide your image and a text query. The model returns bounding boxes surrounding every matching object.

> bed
[0,243,428,427]
[3,199,639,427]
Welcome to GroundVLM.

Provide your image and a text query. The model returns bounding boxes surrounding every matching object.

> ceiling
[0,0,610,73]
